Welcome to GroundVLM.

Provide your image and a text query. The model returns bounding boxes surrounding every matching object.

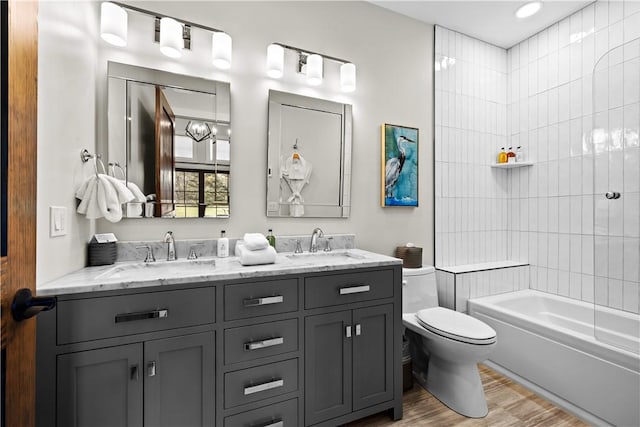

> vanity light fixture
[515,1,542,19]
[99,2,232,69]
[100,2,128,47]
[266,42,356,92]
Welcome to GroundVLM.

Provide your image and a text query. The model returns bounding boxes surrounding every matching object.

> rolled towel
[243,233,269,251]
[236,242,277,266]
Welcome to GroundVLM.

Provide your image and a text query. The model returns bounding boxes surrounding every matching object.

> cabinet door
[144,332,215,427]
[352,304,394,411]
[304,311,352,426]
[57,344,143,427]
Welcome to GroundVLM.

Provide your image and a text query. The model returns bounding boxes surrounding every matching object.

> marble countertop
[38,249,402,297]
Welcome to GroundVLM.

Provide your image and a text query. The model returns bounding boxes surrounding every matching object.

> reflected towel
[116,179,146,203]
[236,242,277,266]
[242,233,269,251]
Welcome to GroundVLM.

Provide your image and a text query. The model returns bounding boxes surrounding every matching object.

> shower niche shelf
[491,161,533,169]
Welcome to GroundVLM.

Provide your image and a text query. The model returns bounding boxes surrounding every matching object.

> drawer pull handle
[115,309,168,323]
[259,420,283,427]
[244,379,284,395]
[243,296,284,307]
[339,285,370,295]
[355,323,361,336]
[245,337,284,351]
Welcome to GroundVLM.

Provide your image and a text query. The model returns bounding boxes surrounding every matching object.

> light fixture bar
[110,1,226,35]
[272,42,351,65]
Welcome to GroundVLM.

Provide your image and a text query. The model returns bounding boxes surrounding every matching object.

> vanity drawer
[224,358,298,409]
[224,279,298,321]
[224,318,298,365]
[224,398,298,427]
[57,287,215,344]
[304,269,394,309]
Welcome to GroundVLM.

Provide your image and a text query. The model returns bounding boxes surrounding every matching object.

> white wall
[434,26,509,267]
[37,1,435,284]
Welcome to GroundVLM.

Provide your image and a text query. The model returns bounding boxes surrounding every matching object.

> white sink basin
[96,258,216,280]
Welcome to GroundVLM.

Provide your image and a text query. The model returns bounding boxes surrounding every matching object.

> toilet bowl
[402,267,497,418]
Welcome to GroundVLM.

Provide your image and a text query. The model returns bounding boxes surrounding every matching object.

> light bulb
[306,54,323,86]
[159,17,183,58]
[212,32,232,69]
[266,44,284,78]
[100,2,127,47]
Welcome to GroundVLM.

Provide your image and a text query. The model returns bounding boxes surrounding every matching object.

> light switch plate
[50,206,67,237]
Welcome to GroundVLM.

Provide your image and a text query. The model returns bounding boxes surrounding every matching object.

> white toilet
[402,266,497,418]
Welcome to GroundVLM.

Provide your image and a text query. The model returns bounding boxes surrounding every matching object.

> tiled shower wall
[434,26,509,267]
[507,0,640,313]
[435,1,640,314]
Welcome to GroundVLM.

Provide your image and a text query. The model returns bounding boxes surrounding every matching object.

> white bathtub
[468,290,640,427]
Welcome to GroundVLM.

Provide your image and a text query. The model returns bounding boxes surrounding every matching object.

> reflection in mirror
[107,62,230,219]
[266,90,352,218]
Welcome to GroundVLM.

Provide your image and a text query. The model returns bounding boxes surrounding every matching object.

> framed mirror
[266,90,352,218]
[107,62,231,218]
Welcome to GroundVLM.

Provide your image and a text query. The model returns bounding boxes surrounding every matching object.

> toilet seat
[416,307,496,345]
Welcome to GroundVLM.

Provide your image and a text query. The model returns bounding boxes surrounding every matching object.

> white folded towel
[242,233,269,251]
[236,242,277,266]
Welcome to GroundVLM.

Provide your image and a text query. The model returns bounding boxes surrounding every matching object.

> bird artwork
[382,125,418,206]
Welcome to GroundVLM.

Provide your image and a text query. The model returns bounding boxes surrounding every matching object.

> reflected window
[174,169,229,218]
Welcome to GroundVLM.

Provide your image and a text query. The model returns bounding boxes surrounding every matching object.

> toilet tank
[402,266,438,313]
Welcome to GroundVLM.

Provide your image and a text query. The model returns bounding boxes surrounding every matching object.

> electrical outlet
[50,206,67,237]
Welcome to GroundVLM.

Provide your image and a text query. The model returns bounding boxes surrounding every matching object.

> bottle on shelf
[515,146,524,162]
[497,147,507,164]
[266,229,276,248]
[506,147,516,163]
[217,230,229,258]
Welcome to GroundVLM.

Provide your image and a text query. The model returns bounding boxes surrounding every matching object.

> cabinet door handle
[345,325,352,338]
[245,337,284,351]
[130,365,139,381]
[115,309,168,323]
[243,379,284,395]
[147,361,156,377]
[243,296,283,307]
[355,323,361,336]
[339,285,370,295]
[258,420,283,427]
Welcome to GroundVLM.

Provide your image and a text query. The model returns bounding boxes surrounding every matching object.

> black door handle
[11,288,56,321]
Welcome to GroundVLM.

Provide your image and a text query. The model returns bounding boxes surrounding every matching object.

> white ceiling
[371,1,593,48]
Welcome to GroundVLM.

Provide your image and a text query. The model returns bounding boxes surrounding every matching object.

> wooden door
[1,1,39,426]
[352,304,394,411]
[57,344,144,427]
[144,332,215,427]
[154,86,175,217]
[304,311,352,425]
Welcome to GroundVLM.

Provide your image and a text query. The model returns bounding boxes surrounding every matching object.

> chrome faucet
[309,228,324,253]
[164,231,177,261]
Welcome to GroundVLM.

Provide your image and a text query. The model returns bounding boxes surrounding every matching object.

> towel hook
[80,149,106,177]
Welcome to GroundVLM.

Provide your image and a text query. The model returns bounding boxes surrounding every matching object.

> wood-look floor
[346,365,588,427]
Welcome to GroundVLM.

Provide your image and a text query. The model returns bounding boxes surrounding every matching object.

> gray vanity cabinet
[57,344,144,427]
[304,304,394,426]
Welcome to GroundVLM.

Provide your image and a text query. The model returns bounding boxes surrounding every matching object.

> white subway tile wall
[435,0,640,315]
[434,26,510,268]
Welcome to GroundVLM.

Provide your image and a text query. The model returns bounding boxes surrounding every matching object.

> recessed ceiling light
[515,1,542,19]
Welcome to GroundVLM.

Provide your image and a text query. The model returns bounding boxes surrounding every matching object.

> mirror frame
[266,90,353,218]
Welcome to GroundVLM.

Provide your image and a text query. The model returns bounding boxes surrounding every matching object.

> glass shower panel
[592,40,640,354]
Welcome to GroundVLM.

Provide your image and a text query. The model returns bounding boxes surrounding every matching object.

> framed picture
[381,124,419,207]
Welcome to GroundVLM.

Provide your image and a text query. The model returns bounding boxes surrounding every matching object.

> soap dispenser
[497,147,507,164]
[217,230,229,258]
[506,147,516,163]
[266,229,276,248]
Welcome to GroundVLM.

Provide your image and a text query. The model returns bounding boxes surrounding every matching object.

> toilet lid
[416,307,496,345]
